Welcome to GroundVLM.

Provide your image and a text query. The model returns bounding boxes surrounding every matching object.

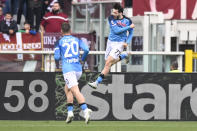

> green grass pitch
[0,120,197,131]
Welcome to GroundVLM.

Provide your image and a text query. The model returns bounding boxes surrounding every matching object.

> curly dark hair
[113,3,123,13]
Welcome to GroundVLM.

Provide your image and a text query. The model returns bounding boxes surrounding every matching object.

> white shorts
[105,40,124,60]
[63,71,82,89]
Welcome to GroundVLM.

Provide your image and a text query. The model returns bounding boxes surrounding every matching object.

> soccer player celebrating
[88,3,134,89]
[54,23,92,124]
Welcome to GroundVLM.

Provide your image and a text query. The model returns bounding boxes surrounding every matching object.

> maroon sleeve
[62,13,69,23]
[40,13,49,26]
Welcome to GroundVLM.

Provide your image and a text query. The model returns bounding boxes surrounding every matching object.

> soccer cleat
[84,109,92,124]
[66,111,74,124]
[88,81,98,89]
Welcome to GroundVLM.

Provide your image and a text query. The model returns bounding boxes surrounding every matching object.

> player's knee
[70,86,80,94]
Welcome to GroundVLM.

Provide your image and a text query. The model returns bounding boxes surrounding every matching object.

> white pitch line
[0,124,197,128]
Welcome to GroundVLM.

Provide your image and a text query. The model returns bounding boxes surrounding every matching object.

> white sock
[68,111,73,115]
[83,108,89,114]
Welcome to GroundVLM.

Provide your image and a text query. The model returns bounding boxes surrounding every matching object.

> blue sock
[119,53,128,60]
[96,76,103,84]
[80,103,88,110]
[96,73,104,84]
[67,104,73,112]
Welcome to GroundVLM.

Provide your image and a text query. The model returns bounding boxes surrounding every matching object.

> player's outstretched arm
[79,40,89,61]
[125,17,134,44]
[54,40,61,60]
[126,28,134,44]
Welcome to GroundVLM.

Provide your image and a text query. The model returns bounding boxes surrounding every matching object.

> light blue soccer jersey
[54,35,89,74]
[108,15,133,44]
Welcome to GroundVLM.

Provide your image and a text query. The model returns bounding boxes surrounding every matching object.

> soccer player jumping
[54,23,92,124]
[88,3,134,89]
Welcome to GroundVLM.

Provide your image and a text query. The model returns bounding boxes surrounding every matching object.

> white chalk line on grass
[0,124,196,128]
